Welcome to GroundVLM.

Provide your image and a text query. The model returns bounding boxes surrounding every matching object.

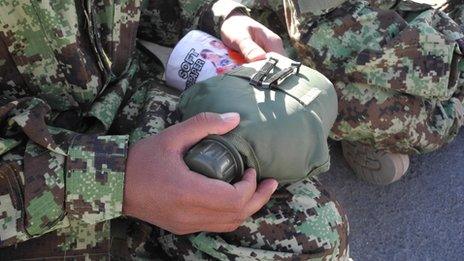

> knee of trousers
[186,177,350,260]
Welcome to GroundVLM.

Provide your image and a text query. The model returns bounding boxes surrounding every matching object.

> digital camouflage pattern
[240,0,464,154]
[445,0,464,27]
[156,178,348,260]
[0,0,141,250]
[0,0,349,260]
[107,177,349,260]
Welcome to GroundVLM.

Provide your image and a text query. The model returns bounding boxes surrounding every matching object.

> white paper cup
[165,30,245,91]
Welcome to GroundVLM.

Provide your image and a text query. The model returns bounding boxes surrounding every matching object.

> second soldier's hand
[122,112,278,235]
[221,13,286,62]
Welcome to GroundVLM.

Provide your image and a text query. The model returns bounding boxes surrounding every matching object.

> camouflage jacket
[0,0,246,248]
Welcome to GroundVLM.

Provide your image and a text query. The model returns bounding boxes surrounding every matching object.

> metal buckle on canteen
[291,62,302,75]
[250,57,278,87]
[262,62,302,88]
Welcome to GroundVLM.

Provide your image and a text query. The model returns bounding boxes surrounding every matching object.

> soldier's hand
[221,13,285,62]
[123,112,279,235]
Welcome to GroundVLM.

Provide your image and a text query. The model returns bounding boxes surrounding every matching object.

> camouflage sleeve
[138,0,249,45]
[65,135,128,225]
[191,0,250,37]
[0,99,129,247]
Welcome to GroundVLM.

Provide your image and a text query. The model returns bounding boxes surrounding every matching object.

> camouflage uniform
[241,0,464,155]
[0,0,348,260]
[445,0,464,26]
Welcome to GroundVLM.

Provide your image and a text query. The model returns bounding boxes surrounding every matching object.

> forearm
[138,0,249,44]
[190,0,250,37]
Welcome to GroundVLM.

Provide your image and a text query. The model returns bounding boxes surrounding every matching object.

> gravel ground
[320,131,464,260]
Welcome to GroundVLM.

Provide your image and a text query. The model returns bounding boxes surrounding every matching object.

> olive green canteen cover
[179,53,338,184]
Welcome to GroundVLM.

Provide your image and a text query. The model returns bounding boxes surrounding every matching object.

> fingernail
[248,52,266,62]
[220,112,239,122]
[273,182,279,193]
[270,180,279,193]
[247,169,257,178]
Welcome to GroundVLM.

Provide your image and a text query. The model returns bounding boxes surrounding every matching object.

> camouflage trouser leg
[153,178,349,260]
[112,52,349,260]
[249,0,464,155]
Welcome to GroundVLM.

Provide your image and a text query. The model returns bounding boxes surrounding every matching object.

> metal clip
[261,67,294,88]
[262,62,301,87]
[291,62,302,75]
[250,57,278,87]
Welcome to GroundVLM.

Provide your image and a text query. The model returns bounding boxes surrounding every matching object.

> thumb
[237,38,266,62]
[170,112,240,151]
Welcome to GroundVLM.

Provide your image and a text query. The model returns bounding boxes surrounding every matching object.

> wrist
[122,145,137,216]
[221,4,249,32]
[226,9,248,20]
